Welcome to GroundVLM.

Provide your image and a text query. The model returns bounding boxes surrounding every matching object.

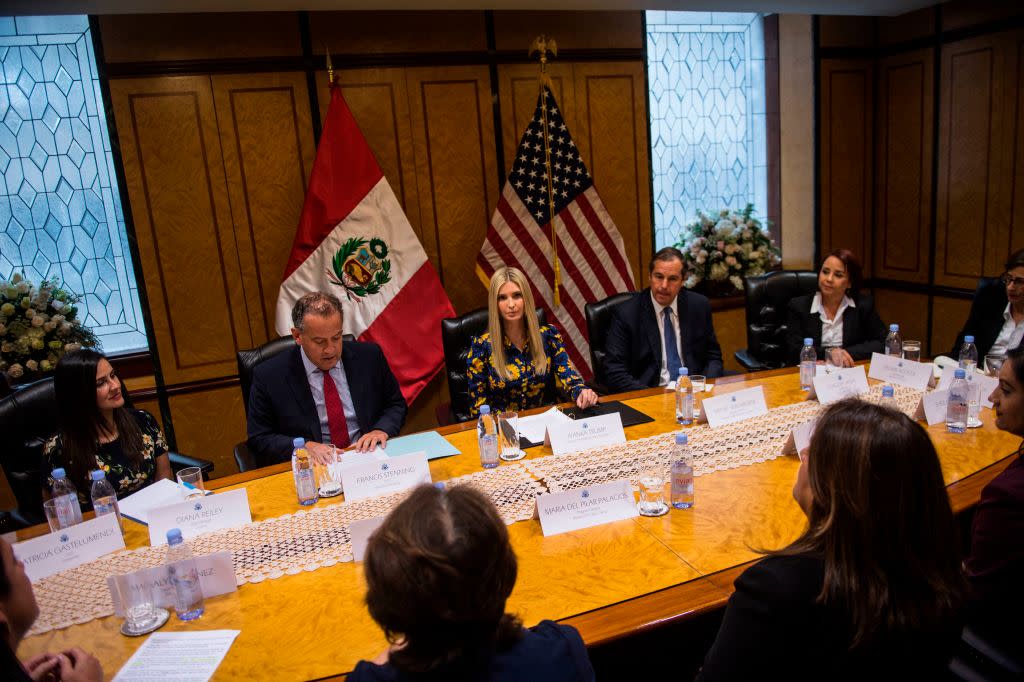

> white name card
[936,366,998,408]
[536,479,638,537]
[148,489,252,547]
[782,419,817,456]
[914,389,950,425]
[701,386,768,428]
[868,352,933,390]
[341,451,431,502]
[350,516,387,562]
[546,413,626,456]
[107,551,237,615]
[13,513,125,582]
[812,365,870,404]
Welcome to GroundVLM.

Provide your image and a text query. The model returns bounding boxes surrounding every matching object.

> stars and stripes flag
[476,87,635,379]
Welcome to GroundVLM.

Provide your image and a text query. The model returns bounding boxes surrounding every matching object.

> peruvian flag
[276,84,454,405]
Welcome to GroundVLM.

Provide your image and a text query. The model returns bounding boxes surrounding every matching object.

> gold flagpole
[529,35,560,308]
[325,45,334,86]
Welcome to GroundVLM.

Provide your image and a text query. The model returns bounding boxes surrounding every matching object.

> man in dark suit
[246,292,407,465]
[602,247,724,393]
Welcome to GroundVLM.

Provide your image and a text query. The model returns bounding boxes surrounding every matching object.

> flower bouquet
[0,273,99,384]
[675,204,781,297]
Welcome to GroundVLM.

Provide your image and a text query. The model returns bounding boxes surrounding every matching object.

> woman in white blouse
[784,249,887,368]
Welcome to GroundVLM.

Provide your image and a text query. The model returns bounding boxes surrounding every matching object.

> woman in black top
[697,399,966,680]
[42,349,171,504]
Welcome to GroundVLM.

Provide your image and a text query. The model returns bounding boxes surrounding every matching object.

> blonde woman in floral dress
[466,267,598,418]
[43,349,171,507]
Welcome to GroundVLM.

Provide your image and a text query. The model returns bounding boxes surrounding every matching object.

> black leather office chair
[439,307,550,425]
[585,292,636,394]
[0,377,213,529]
[735,270,818,371]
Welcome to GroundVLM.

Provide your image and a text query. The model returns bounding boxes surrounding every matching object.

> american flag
[476,87,635,379]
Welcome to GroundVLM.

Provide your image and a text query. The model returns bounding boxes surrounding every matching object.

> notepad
[118,478,211,526]
[382,431,460,460]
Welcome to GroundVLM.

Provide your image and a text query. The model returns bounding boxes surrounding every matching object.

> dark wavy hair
[53,349,144,490]
[779,399,966,650]
[363,484,522,674]
[820,248,863,298]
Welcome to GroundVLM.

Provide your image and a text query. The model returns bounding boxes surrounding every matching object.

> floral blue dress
[466,325,586,417]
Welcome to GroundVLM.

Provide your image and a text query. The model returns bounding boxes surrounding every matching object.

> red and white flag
[476,87,635,379]
[276,84,454,404]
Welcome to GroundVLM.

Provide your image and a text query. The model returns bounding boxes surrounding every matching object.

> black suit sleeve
[368,344,407,437]
[844,296,886,360]
[700,301,724,378]
[602,307,648,393]
[246,368,297,464]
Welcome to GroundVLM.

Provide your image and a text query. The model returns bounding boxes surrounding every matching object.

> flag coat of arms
[276,85,454,404]
[477,87,635,378]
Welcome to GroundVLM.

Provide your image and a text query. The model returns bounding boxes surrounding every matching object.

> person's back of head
[364,484,521,674]
[791,399,966,650]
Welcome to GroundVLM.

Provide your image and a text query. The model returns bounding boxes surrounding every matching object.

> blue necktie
[663,307,682,381]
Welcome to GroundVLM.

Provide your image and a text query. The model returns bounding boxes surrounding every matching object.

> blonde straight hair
[487,267,548,381]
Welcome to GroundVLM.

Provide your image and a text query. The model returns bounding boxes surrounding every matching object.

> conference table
[16,366,1021,680]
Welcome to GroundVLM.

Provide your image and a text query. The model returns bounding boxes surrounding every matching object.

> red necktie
[322,370,351,448]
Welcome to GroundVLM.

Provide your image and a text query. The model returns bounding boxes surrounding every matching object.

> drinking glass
[967,379,983,428]
[637,470,669,517]
[176,467,205,500]
[690,375,706,419]
[985,354,1005,377]
[316,447,343,498]
[114,571,168,637]
[902,340,921,362]
[497,411,525,461]
[43,499,63,533]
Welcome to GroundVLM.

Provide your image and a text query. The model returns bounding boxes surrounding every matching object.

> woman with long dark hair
[349,484,594,681]
[697,399,966,679]
[785,248,887,367]
[43,349,171,503]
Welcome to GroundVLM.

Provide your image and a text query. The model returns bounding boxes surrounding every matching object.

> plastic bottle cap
[479,405,490,415]
[889,324,899,332]
[166,528,184,545]
[292,437,305,448]
[954,368,966,379]
[882,386,894,397]
[90,469,105,481]
[675,432,688,445]
[803,338,813,346]
[965,335,975,343]
[678,367,689,377]
[51,467,66,478]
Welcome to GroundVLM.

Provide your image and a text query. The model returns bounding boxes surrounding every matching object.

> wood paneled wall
[817,3,1024,356]
[100,11,650,474]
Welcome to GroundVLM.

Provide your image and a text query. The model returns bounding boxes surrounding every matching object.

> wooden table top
[17,367,1020,680]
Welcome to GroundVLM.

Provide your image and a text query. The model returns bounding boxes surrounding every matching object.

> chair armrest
[233,442,260,474]
[733,349,767,372]
[169,451,214,478]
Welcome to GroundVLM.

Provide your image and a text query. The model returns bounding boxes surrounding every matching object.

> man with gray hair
[246,291,407,465]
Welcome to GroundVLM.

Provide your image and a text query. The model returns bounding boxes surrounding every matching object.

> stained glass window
[646,11,768,250]
[0,15,147,355]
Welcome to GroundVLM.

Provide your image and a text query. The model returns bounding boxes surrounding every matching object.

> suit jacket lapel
[287,346,322,441]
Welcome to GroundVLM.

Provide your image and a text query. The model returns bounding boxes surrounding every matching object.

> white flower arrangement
[675,204,781,295]
[0,273,99,383]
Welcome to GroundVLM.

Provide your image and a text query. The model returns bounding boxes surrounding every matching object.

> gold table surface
[17,368,1020,680]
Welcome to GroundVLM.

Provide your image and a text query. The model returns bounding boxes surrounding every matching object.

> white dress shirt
[300,351,361,445]
[651,291,683,387]
[810,292,856,349]
[988,304,1024,357]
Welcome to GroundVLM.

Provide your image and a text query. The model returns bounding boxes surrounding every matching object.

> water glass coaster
[318,482,343,498]
[120,606,169,637]
[499,448,526,462]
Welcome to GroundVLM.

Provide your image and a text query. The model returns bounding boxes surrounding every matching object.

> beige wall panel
[711,306,746,374]
[819,60,873,272]
[309,11,487,54]
[213,73,316,346]
[407,66,498,315]
[571,62,651,285]
[932,297,973,358]
[779,14,815,271]
[497,63,575,179]
[493,11,643,51]
[817,16,875,49]
[935,37,1009,288]
[110,77,251,385]
[874,50,933,283]
[168,386,247,478]
[1010,37,1024,255]
[99,13,302,63]
[871,289,928,353]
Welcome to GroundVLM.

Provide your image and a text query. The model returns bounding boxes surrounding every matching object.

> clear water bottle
[165,528,205,621]
[799,338,816,390]
[477,405,499,469]
[676,367,693,425]
[670,432,694,509]
[89,469,122,532]
[885,324,903,357]
[50,468,82,529]
[291,437,317,506]
[946,368,969,433]
[959,335,979,375]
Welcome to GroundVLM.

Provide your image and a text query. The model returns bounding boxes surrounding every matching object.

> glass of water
[902,340,921,362]
[637,469,669,517]
[967,379,983,428]
[985,353,1005,377]
[690,374,706,418]
[497,411,525,461]
[114,571,168,637]
[176,467,205,500]
[316,447,343,498]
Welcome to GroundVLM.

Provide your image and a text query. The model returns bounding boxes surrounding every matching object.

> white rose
[16,281,29,293]
[25,359,38,371]
[64,342,82,352]
[51,300,64,311]
[696,253,706,264]
[31,315,44,327]
[52,314,65,324]
[725,255,737,267]
[730,275,744,290]
[43,321,56,332]
[7,363,23,379]
[684,274,699,288]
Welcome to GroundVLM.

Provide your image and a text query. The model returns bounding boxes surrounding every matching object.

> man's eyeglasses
[1001,274,1024,288]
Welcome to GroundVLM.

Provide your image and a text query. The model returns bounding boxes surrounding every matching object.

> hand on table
[827,348,855,368]
[576,388,599,410]
[353,429,389,453]
[56,648,103,682]
[23,653,60,681]
[304,441,338,466]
